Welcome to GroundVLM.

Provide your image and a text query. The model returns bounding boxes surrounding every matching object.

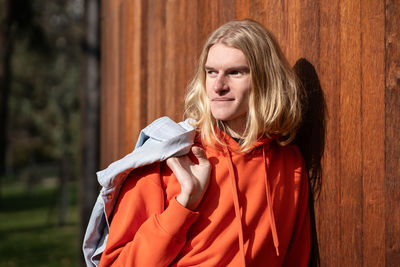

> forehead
[205,43,248,67]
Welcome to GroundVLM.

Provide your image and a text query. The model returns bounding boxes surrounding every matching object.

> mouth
[212,97,234,101]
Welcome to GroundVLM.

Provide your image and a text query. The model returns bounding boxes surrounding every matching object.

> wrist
[176,193,191,209]
[177,192,201,211]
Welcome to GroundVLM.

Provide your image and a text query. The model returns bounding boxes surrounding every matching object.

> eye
[230,70,242,76]
[206,69,218,77]
[229,70,244,77]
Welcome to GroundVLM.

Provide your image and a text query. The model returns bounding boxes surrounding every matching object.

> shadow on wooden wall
[294,58,327,267]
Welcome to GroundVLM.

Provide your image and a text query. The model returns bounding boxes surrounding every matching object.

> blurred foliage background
[3,0,82,186]
[0,0,95,266]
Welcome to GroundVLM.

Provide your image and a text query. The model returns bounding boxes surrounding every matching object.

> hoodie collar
[203,127,276,154]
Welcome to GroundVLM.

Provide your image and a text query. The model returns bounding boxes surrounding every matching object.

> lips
[212,97,234,101]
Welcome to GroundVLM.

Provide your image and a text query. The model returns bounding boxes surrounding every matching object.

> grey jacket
[82,117,196,266]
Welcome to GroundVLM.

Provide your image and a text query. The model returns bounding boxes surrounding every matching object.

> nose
[214,74,228,93]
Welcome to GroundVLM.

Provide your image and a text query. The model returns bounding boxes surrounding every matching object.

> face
[205,43,251,135]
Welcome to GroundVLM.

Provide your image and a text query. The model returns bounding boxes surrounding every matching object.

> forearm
[100,197,199,267]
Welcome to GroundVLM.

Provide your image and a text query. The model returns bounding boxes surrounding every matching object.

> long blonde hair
[184,19,303,151]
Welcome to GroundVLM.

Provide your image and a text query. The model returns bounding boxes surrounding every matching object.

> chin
[211,113,233,122]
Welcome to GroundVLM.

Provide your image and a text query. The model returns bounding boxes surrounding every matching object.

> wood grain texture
[317,1,341,265]
[99,1,400,265]
[339,0,363,264]
[129,0,146,155]
[385,0,400,266]
[100,0,121,166]
[361,0,385,266]
[118,2,127,157]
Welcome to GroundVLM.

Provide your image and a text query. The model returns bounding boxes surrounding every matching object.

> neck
[222,122,246,139]
[222,114,248,138]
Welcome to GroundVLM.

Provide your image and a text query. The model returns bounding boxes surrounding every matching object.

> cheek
[205,78,213,96]
[240,94,250,112]
[236,83,251,111]
[238,81,251,99]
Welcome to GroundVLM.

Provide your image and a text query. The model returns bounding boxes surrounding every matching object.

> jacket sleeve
[99,163,199,267]
[282,165,311,266]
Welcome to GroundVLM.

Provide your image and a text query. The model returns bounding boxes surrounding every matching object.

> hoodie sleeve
[282,166,311,266]
[99,164,199,267]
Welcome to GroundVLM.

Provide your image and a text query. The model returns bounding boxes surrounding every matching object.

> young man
[99,20,310,266]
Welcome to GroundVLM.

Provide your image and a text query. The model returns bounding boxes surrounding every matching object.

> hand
[166,146,211,210]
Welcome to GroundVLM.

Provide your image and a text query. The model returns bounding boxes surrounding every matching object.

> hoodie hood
[198,127,278,154]
[199,128,280,266]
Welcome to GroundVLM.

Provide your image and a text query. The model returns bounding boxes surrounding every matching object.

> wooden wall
[100,0,400,266]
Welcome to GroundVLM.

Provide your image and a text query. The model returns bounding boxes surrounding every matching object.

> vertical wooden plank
[157,1,166,119]
[385,0,400,265]
[100,0,121,167]
[252,0,296,62]
[177,1,199,121]
[295,2,321,266]
[316,1,341,265]
[145,0,165,122]
[298,0,320,67]
[361,0,385,266]
[220,0,236,24]
[235,0,250,19]
[118,2,127,157]
[121,0,148,152]
[197,0,217,51]
[164,1,176,119]
[109,1,121,162]
[285,0,301,65]
[100,0,109,168]
[339,0,363,265]
[210,0,220,29]
[252,1,283,46]
[184,0,200,101]
[165,0,184,121]
[144,0,154,123]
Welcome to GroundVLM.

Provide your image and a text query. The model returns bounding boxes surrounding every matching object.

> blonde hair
[184,19,303,151]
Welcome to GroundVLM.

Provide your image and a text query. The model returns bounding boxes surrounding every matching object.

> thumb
[191,146,209,165]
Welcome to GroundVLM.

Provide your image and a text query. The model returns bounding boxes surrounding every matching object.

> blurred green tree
[0,0,84,225]
[0,0,13,178]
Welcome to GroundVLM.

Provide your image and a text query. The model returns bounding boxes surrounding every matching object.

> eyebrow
[204,65,250,72]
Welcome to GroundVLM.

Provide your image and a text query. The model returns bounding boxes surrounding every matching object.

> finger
[166,156,177,166]
[166,155,190,171]
[166,157,182,170]
[191,146,209,165]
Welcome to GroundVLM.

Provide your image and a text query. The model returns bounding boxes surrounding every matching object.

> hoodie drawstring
[222,143,280,266]
[222,146,247,267]
[263,145,280,256]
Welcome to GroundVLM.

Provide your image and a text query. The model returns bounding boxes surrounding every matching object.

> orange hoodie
[99,132,311,266]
